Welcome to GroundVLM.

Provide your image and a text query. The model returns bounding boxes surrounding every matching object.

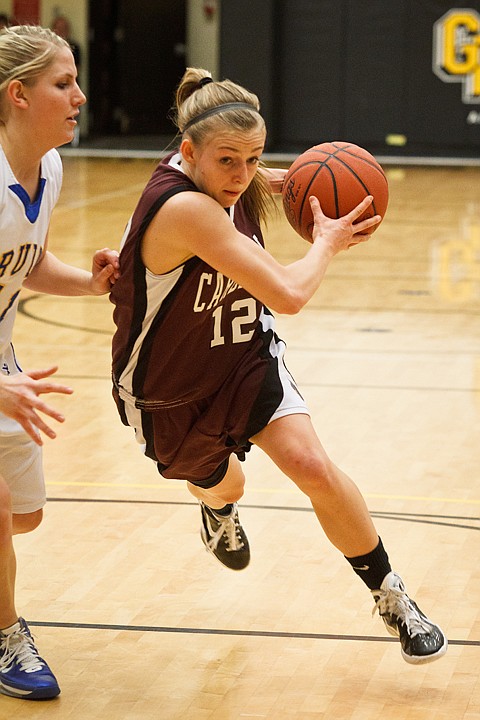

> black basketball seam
[333,147,388,183]
[283,164,320,232]
[328,142,388,182]
[331,157,381,214]
[296,162,339,234]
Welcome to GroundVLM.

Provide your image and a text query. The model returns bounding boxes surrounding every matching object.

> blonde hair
[173,67,274,226]
[0,25,69,123]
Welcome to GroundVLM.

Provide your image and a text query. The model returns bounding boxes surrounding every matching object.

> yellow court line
[365,492,480,506]
[45,481,480,506]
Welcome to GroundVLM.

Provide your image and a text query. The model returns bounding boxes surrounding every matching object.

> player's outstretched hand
[90,248,120,294]
[0,366,73,445]
[309,195,382,254]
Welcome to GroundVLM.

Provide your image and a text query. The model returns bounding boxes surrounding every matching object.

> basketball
[282,141,389,242]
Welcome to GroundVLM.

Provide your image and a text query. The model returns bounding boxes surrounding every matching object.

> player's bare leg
[0,480,60,698]
[252,413,447,663]
[252,413,377,556]
[0,479,16,631]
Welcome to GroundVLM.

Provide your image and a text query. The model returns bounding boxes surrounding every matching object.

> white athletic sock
[0,620,21,635]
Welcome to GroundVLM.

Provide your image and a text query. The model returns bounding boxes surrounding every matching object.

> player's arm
[259,165,287,193]
[23,245,120,296]
[144,191,379,315]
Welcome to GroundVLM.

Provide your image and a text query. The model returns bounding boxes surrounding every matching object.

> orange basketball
[282,141,389,242]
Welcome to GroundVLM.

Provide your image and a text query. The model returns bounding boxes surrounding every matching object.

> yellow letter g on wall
[433,9,480,103]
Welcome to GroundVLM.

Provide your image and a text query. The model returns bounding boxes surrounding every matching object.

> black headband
[183,102,260,132]
[198,76,213,88]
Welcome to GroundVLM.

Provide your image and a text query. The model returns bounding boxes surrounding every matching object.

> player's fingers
[16,418,45,445]
[347,194,375,221]
[35,382,73,396]
[32,399,66,423]
[353,215,382,234]
[97,264,118,285]
[24,366,59,381]
[348,235,371,248]
[97,248,120,262]
[309,195,325,217]
[30,415,57,441]
[94,250,120,276]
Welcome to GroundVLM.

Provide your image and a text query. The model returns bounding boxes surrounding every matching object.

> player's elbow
[270,287,307,315]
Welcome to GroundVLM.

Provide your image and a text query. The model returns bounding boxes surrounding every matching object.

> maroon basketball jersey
[111,153,278,414]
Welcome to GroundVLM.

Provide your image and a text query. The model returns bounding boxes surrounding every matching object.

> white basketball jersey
[0,145,62,356]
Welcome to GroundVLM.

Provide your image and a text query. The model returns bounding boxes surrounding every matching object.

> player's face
[184,127,266,207]
[22,46,86,148]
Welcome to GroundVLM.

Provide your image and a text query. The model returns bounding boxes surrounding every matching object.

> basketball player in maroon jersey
[111,68,446,665]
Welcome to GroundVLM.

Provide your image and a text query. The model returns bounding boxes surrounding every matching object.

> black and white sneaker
[372,571,447,664]
[199,502,250,570]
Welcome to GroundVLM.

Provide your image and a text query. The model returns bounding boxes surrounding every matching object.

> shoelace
[372,587,432,638]
[0,629,44,673]
[207,506,244,553]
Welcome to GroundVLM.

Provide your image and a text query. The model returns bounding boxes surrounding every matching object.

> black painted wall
[220,0,480,157]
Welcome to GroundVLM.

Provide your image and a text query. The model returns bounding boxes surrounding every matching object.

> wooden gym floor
[3,156,480,719]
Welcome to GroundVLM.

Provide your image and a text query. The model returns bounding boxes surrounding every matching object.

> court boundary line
[46,497,480,531]
[27,620,478,647]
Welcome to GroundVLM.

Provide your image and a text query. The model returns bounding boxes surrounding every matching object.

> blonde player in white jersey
[0,25,119,700]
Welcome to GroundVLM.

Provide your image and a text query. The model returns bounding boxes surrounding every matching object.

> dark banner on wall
[221,0,480,156]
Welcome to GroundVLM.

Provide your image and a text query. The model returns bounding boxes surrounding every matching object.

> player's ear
[180,137,196,165]
[6,79,29,109]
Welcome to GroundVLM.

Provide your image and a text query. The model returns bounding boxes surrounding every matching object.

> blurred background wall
[0,0,479,160]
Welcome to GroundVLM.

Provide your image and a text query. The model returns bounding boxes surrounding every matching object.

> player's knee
[222,486,245,504]
[289,447,338,497]
[12,509,43,535]
[211,479,245,505]
[213,456,246,504]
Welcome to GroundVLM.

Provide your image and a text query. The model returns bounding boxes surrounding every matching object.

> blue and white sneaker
[0,618,60,700]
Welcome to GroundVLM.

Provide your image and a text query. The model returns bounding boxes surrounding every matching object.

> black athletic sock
[345,537,392,591]
[207,503,233,517]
